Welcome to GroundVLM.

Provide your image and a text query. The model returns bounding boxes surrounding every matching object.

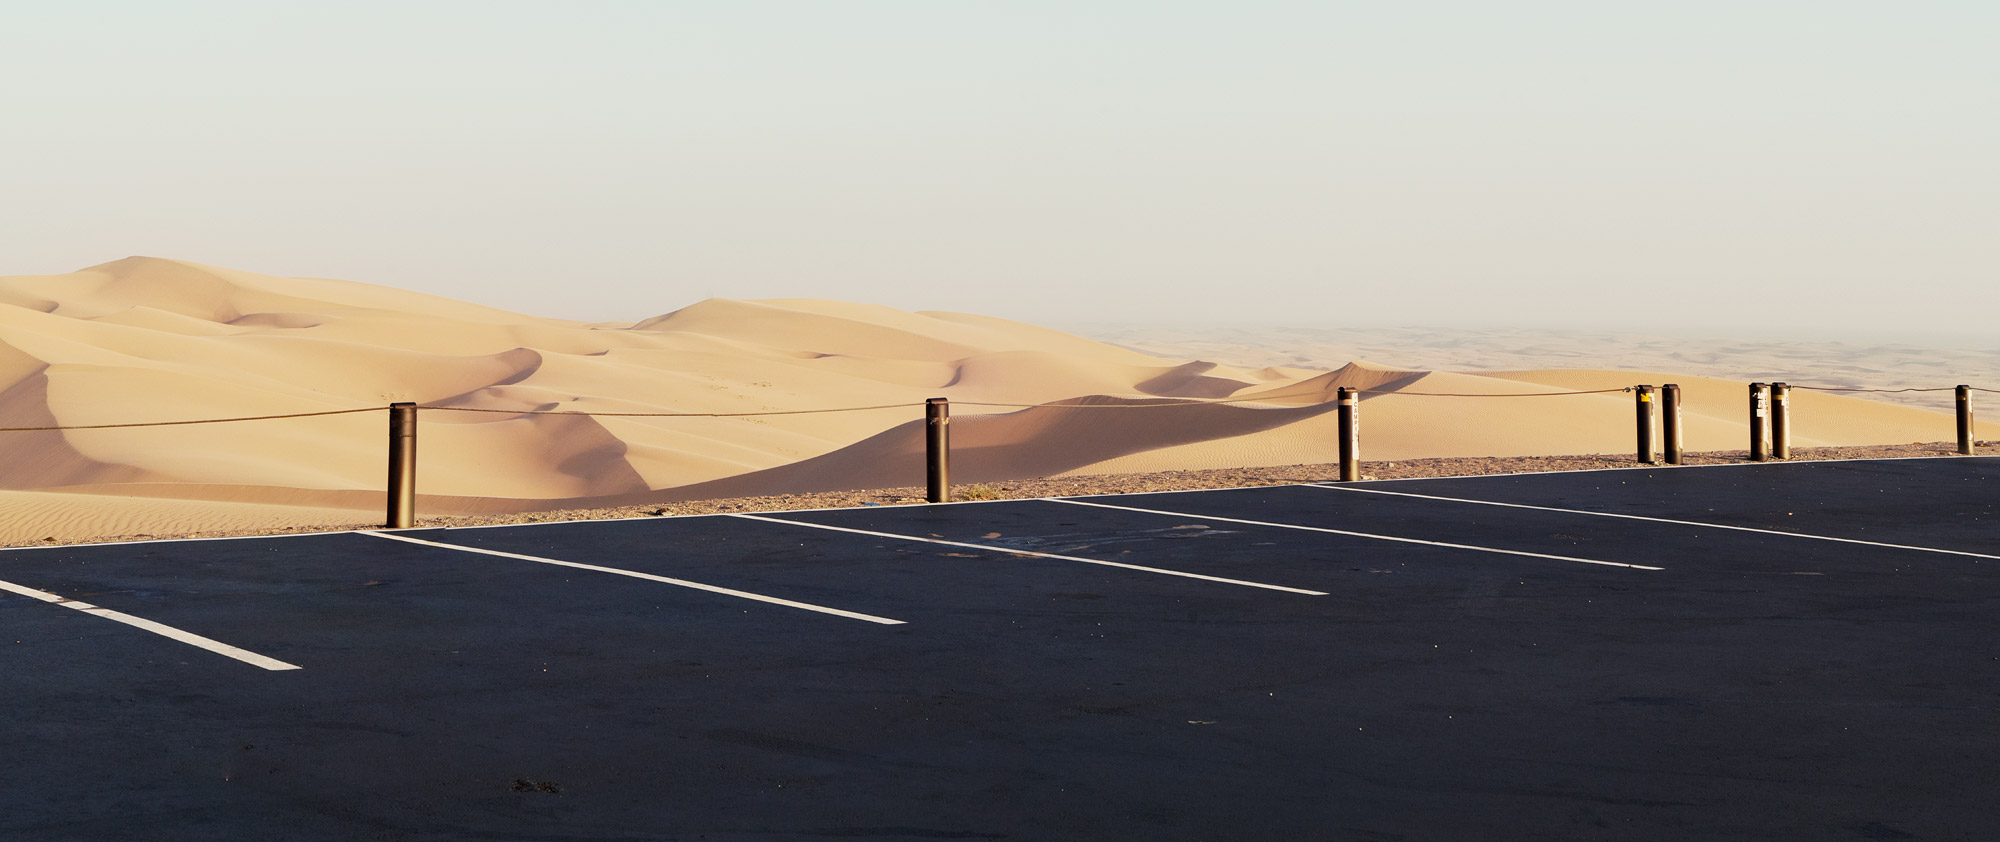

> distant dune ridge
[0,257,1985,544]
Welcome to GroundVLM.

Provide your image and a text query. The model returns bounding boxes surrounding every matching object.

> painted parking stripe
[361,531,905,625]
[1308,484,2000,561]
[0,578,301,671]
[729,514,1328,596]
[1046,498,1661,571]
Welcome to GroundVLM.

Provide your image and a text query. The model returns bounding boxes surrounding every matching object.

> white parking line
[1046,499,1661,571]
[1309,484,2000,561]
[360,531,905,625]
[729,514,1328,596]
[0,579,301,671]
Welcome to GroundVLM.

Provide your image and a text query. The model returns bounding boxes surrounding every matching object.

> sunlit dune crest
[0,257,1985,544]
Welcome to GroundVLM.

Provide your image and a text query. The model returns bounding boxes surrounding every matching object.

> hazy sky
[5,1,1993,336]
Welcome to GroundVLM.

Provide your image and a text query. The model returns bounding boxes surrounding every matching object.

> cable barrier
[0,381,1985,528]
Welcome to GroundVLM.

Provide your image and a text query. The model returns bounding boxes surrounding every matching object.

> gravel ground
[25,441,1989,547]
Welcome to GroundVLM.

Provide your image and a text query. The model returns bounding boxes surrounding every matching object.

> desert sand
[1078,324,2000,413]
[0,257,1989,546]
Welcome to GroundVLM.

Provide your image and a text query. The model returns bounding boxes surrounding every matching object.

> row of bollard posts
[386,396,956,526]
[379,383,1982,524]
[1748,382,1980,459]
[378,398,958,530]
[1747,382,1792,461]
[863,394,1370,499]
[1633,385,1685,465]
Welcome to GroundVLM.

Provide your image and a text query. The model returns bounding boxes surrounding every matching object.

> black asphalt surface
[1,457,1994,840]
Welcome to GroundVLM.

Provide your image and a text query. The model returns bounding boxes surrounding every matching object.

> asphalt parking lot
[3,457,1994,840]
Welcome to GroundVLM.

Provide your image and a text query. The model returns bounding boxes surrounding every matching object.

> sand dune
[0,257,1987,544]
[1082,323,2000,412]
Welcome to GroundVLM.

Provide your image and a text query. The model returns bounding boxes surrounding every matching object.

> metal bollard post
[386,402,417,528]
[1635,385,1658,464]
[1770,382,1791,460]
[1336,387,1360,482]
[1959,385,1975,455]
[1748,383,1769,462]
[926,397,950,503]
[1662,383,1684,465]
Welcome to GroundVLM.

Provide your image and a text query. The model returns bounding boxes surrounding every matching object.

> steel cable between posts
[0,381,1986,432]
[412,403,918,418]
[954,392,1323,409]
[0,407,381,433]
[1791,385,2000,394]
[423,383,1644,417]
[1791,385,1953,393]
[0,386,1658,432]
[425,392,1349,415]
[955,386,1637,409]
[1356,387,1634,398]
